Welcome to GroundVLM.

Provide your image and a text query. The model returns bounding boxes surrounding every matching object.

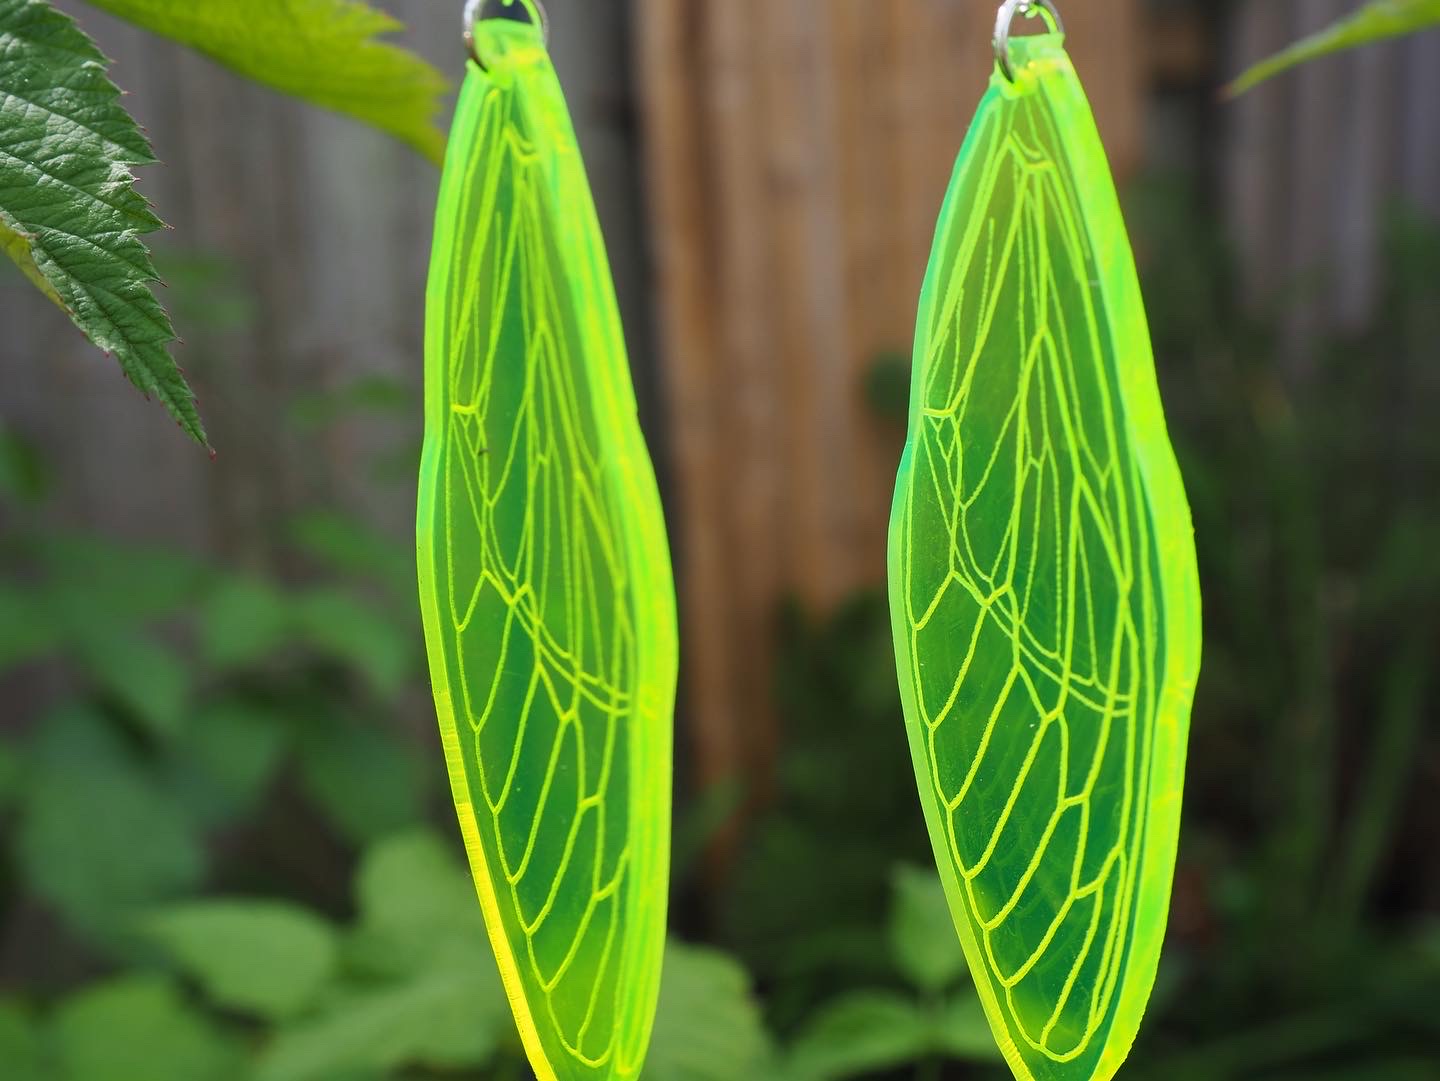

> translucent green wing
[416,16,677,1081]
[887,34,1201,1081]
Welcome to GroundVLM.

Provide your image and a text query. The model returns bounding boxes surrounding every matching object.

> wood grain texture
[635,0,1146,805]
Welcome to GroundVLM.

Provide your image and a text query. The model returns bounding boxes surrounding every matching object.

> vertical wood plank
[707,0,787,792]
[635,0,742,796]
[635,0,1147,802]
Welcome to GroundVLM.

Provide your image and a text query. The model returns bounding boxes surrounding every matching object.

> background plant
[3,2,1439,1079]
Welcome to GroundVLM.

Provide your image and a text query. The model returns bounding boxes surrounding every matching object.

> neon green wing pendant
[887,20,1202,1081]
[416,6,677,1080]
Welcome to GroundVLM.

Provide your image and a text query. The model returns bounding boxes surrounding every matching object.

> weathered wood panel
[636,0,1145,799]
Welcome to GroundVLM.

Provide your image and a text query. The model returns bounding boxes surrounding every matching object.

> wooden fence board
[636,0,1145,800]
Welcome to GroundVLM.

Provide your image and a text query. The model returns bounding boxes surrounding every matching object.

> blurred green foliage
[3,189,1440,1080]
[0,467,782,1079]
[706,186,1440,1080]
[0,377,998,1080]
[1226,0,1440,97]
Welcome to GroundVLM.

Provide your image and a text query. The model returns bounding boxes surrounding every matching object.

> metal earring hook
[993,0,1064,84]
[465,0,550,69]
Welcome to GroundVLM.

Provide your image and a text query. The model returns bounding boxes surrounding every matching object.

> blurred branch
[1225,0,1440,98]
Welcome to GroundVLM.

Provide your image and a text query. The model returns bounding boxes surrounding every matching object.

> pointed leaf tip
[86,0,451,163]
[0,0,208,448]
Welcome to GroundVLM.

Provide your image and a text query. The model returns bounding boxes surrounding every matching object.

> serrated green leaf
[0,0,205,444]
[0,214,62,304]
[888,865,967,994]
[85,0,449,163]
[648,943,774,1081]
[142,900,340,1020]
[1227,0,1440,96]
[50,975,242,1081]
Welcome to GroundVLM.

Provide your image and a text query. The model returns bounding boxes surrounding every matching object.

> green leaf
[779,991,1001,1081]
[889,865,967,993]
[163,698,288,827]
[142,900,340,1020]
[0,0,205,444]
[73,631,189,739]
[648,942,774,1081]
[0,584,60,674]
[17,707,204,939]
[255,968,509,1081]
[198,576,292,669]
[293,587,416,698]
[1226,0,1440,96]
[0,999,46,1081]
[295,714,427,844]
[345,834,504,1013]
[934,995,1002,1062]
[39,533,210,627]
[781,991,932,1081]
[288,510,414,597]
[261,830,515,1078]
[349,829,489,976]
[84,0,449,163]
[0,214,62,304]
[51,976,242,1081]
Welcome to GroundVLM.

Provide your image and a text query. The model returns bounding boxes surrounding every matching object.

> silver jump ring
[465,0,550,67]
[993,0,1064,83]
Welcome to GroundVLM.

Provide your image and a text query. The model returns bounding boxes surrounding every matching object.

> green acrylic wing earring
[415,3,678,1079]
[886,3,1202,1079]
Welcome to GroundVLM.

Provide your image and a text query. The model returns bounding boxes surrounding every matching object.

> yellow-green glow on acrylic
[415,9,677,1081]
[887,33,1201,1081]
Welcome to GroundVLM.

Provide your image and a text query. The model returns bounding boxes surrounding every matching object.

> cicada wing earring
[416,3,678,1080]
[886,3,1201,1079]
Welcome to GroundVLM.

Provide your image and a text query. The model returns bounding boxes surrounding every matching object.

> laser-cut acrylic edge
[886,33,1201,1081]
[418,19,677,1081]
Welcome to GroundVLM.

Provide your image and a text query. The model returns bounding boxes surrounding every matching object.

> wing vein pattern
[887,36,1201,1081]
[417,21,676,1081]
